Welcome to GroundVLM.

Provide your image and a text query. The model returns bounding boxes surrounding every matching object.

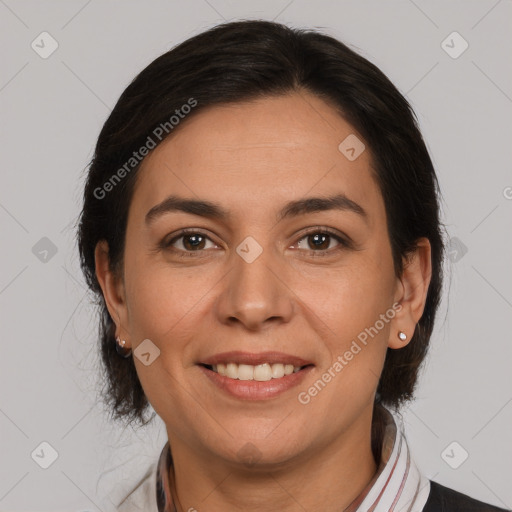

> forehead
[130,92,383,226]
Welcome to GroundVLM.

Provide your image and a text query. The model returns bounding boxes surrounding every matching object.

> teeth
[271,364,285,378]
[254,364,272,381]
[210,362,303,380]
[225,363,238,379]
[238,364,254,381]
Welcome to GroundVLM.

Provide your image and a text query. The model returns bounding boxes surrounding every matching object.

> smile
[198,351,315,399]
[207,362,304,381]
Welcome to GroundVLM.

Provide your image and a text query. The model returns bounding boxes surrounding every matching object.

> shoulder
[423,480,511,512]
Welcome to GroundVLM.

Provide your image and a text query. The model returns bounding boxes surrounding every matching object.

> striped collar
[155,406,430,511]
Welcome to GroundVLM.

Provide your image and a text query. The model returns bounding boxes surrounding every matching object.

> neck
[167,404,381,512]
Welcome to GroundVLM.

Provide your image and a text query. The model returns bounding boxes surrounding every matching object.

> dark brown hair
[77,20,446,457]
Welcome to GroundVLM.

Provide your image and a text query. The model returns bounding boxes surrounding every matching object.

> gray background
[1,0,511,510]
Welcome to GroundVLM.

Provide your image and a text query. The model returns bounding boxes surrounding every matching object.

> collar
[155,406,430,512]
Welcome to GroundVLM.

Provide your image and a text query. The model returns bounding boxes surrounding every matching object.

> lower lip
[198,365,314,400]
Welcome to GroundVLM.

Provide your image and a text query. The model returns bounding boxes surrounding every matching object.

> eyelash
[160,227,351,258]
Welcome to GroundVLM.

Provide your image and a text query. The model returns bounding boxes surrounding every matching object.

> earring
[398,331,407,341]
[115,336,132,358]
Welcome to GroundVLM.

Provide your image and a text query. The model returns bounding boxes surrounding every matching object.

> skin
[95,91,432,512]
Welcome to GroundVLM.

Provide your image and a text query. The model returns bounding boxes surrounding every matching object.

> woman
[77,20,509,512]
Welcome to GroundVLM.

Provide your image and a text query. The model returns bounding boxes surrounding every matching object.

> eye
[160,227,351,258]
[292,228,350,255]
[161,229,218,255]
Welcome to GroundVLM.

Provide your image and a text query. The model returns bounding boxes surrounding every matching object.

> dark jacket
[424,481,511,511]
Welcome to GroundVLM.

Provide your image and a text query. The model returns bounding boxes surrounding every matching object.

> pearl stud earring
[115,336,132,358]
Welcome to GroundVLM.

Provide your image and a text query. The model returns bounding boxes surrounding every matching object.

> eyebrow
[145,193,368,225]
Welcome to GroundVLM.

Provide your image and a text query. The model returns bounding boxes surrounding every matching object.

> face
[98,92,428,468]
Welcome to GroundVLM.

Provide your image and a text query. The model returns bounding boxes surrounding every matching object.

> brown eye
[162,230,217,254]
[303,232,333,250]
[294,229,349,254]
[180,233,207,251]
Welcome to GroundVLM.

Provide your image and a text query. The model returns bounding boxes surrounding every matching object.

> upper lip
[199,351,314,367]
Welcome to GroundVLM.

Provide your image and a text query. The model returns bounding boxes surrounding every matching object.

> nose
[214,239,294,331]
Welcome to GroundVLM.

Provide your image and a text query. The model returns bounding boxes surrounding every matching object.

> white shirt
[116,406,430,511]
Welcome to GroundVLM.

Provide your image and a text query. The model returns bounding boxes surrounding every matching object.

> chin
[204,432,311,471]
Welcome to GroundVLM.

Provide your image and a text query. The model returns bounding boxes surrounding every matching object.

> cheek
[134,295,199,348]
[122,263,206,416]
[122,254,207,344]
[295,258,395,404]
[300,268,393,408]
[297,256,395,337]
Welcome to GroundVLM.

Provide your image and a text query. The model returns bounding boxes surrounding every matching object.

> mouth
[197,351,314,399]
[200,362,312,381]
[199,351,314,381]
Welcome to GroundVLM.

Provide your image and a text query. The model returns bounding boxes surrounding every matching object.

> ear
[389,237,432,349]
[94,240,131,349]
